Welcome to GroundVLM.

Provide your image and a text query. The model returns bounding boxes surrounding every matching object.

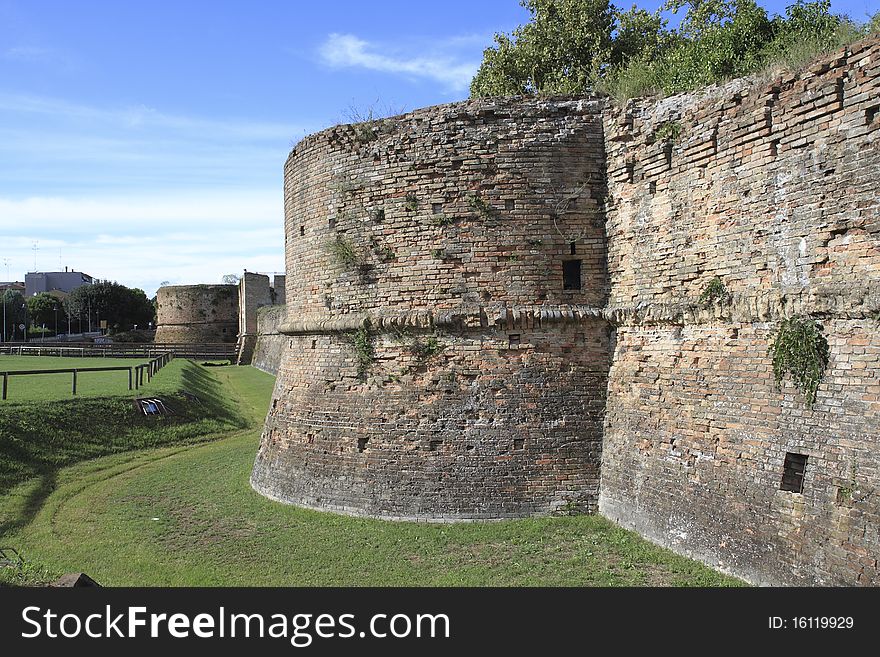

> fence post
[128,368,133,391]
[72,370,77,395]
[2,373,6,400]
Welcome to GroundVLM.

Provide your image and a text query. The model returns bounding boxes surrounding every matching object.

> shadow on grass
[178,362,247,427]
[0,469,56,537]
[0,361,246,538]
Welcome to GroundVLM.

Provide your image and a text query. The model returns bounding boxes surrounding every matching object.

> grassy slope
[0,364,744,587]
[0,358,246,503]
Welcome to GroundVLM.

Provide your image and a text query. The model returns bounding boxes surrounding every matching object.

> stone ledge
[279,304,608,334]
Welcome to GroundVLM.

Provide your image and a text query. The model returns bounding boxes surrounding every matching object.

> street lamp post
[22,303,27,342]
[53,304,58,339]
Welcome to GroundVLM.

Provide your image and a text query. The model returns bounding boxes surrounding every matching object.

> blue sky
[1,0,877,296]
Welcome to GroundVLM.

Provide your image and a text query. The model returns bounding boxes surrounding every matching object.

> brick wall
[253,96,612,520]
[600,37,880,585]
[154,284,239,344]
[252,305,286,375]
[254,36,880,582]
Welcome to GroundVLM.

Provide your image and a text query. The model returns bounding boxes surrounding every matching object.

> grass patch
[0,364,742,587]
[0,360,249,542]
[0,355,154,401]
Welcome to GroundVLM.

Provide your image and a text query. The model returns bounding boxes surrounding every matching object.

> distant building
[0,281,25,294]
[25,269,93,298]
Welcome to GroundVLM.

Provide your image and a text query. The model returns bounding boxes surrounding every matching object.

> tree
[26,293,67,334]
[221,274,241,285]
[471,0,864,100]
[1,290,27,341]
[471,0,617,96]
[65,282,156,333]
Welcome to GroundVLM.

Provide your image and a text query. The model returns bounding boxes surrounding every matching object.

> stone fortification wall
[252,305,286,375]
[154,284,239,344]
[600,37,880,585]
[254,36,880,584]
[253,96,612,520]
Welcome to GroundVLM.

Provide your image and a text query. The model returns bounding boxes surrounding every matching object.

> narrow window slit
[780,452,808,493]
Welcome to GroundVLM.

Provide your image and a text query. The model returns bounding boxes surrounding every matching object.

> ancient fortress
[253,37,880,586]
[154,274,285,364]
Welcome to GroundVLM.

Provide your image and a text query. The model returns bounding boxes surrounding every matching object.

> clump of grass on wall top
[769,315,830,406]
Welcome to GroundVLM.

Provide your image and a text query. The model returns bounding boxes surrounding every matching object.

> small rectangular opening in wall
[569,242,576,255]
[505,199,515,210]
[432,202,443,214]
[357,437,368,452]
[780,452,808,493]
[328,217,336,229]
[311,339,317,349]
[513,438,524,450]
[648,181,657,195]
[562,260,582,291]
[770,139,779,157]
[866,105,878,126]
[508,334,521,347]
[300,225,305,236]
[626,162,635,183]
[429,439,442,451]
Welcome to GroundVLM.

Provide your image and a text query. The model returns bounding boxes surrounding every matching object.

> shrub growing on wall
[769,315,830,406]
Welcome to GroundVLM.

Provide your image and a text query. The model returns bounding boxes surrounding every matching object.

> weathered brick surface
[255,36,880,582]
[252,305,286,375]
[600,37,880,585]
[253,96,612,520]
[155,284,239,344]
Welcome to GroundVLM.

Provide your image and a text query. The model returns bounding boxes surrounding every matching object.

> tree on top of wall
[470,0,877,100]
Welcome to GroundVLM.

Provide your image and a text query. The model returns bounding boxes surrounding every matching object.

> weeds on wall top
[769,315,830,407]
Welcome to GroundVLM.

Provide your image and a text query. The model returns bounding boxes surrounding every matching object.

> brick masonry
[254,36,880,582]
[253,96,611,520]
[154,284,239,343]
[252,305,286,375]
[600,37,880,585]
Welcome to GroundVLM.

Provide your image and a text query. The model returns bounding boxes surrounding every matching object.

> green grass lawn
[0,355,154,401]
[0,363,744,587]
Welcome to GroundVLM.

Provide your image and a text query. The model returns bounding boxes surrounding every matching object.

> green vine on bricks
[430,248,446,259]
[699,276,729,307]
[769,316,830,407]
[404,193,418,212]
[467,192,493,219]
[653,120,682,144]
[349,323,374,381]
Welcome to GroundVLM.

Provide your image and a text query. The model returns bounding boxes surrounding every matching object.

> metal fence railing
[0,342,234,360]
[1,352,174,401]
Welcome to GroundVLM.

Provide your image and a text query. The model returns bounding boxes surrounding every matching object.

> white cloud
[318,33,479,92]
[0,192,285,295]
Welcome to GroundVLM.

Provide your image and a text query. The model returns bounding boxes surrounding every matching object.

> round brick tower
[252,96,612,520]
[154,284,239,343]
